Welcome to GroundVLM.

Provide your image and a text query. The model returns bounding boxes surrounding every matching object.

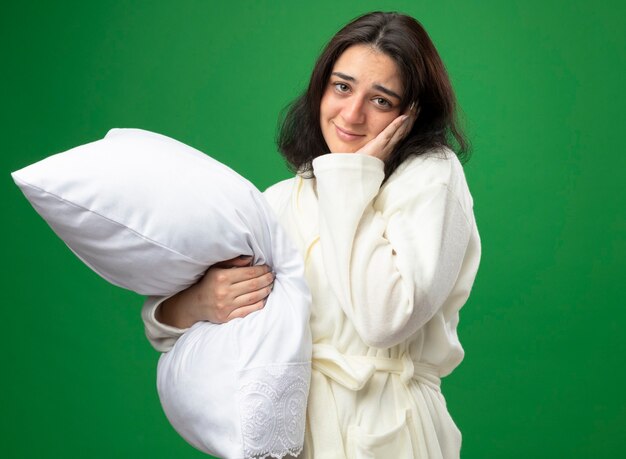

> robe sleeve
[312,152,475,349]
[141,295,188,352]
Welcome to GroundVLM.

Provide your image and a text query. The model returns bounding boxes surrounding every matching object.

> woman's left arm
[313,152,479,348]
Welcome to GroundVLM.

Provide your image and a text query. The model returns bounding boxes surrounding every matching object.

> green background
[2,0,624,457]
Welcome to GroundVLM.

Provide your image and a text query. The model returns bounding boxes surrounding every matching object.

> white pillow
[13,128,278,296]
[12,128,312,459]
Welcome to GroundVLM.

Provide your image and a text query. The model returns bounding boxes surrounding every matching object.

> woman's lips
[334,123,365,142]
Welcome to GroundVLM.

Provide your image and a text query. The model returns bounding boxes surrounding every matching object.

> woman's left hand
[356,106,417,161]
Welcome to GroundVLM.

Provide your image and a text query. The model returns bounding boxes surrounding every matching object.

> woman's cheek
[372,116,397,137]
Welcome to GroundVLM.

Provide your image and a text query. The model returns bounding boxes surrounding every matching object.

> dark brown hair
[277,11,469,179]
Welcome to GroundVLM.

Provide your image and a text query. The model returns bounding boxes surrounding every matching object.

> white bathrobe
[143,149,481,459]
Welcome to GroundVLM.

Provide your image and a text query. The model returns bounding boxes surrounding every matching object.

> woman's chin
[328,142,364,154]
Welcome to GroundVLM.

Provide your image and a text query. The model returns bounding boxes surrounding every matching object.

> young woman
[142,11,480,459]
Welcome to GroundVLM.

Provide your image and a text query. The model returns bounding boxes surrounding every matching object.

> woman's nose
[340,97,365,125]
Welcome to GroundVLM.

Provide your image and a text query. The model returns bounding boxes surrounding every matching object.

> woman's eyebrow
[331,71,402,101]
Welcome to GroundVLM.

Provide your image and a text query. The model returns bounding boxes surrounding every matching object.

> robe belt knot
[311,343,441,391]
[307,344,442,458]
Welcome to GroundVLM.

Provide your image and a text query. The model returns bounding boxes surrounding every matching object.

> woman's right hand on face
[155,256,275,329]
[356,104,418,161]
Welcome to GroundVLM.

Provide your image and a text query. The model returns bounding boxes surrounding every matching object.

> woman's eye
[373,97,392,108]
[334,82,350,93]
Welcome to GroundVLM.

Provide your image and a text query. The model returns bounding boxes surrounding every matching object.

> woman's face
[320,44,404,153]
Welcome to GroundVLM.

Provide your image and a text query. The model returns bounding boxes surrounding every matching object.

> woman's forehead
[332,44,403,94]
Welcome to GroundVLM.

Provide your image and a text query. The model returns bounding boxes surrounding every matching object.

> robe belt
[312,343,441,391]
[307,343,441,458]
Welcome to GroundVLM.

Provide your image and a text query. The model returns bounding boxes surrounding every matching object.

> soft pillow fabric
[12,128,312,459]
[13,128,284,296]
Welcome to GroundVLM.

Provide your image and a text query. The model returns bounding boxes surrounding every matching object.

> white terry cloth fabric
[144,150,481,458]
[12,128,312,459]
